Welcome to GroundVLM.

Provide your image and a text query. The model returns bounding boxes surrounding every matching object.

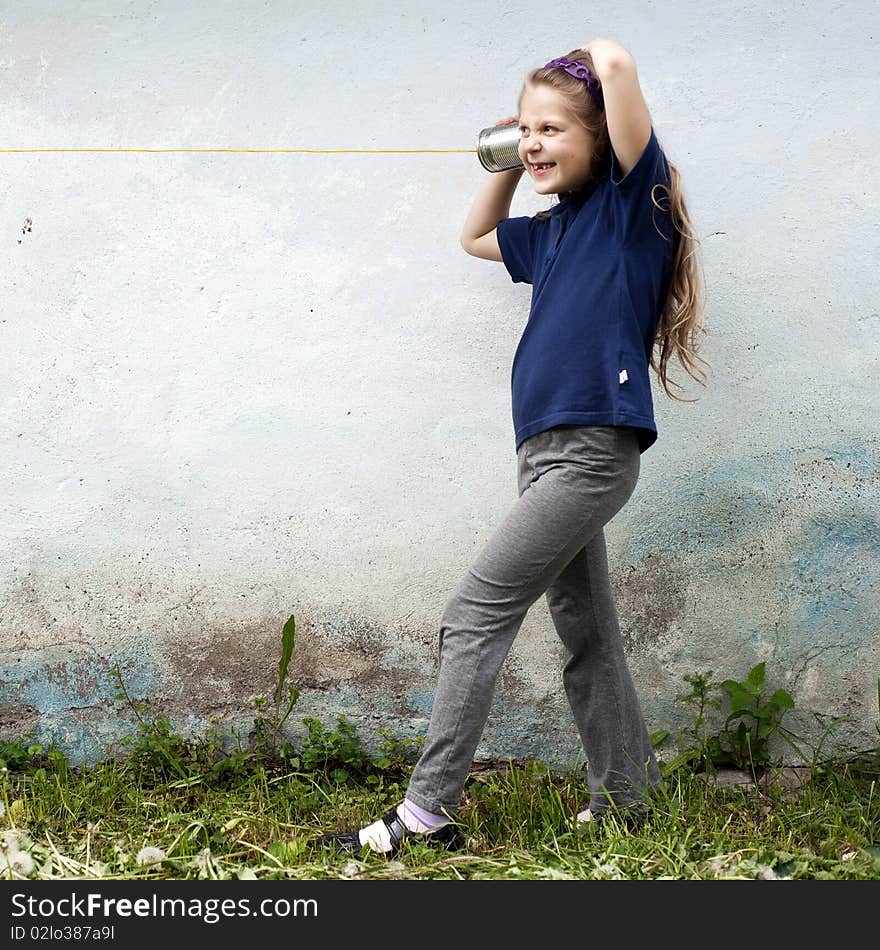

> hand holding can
[477,117,524,172]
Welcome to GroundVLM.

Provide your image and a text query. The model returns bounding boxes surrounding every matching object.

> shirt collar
[549,177,604,217]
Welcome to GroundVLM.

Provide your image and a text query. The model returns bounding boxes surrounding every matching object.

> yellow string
[0,147,476,153]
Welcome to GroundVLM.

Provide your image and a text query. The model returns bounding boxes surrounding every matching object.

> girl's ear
[599,60,652,179]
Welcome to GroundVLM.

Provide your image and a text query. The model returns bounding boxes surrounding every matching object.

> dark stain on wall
[613,552,689,654]
[160,605,430,721]
[0,703,39,738]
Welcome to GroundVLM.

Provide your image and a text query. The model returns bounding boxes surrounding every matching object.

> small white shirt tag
[619,369,628,384]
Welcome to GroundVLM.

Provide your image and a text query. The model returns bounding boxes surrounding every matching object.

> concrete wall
[2,0,878,766]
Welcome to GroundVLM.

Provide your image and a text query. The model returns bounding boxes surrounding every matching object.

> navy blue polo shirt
[496,126,676,454]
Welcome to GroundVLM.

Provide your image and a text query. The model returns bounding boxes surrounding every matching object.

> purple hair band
[543,56,604,107]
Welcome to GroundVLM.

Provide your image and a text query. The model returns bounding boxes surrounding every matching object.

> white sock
[356,800,450,854]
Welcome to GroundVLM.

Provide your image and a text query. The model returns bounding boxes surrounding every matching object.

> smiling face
[517,83,596,196]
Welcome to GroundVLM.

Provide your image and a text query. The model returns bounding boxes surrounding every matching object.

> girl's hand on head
[496,115,520,127]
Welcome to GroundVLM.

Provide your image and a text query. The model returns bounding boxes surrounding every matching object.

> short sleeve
[609,127,673,244]
[496,215,538,284]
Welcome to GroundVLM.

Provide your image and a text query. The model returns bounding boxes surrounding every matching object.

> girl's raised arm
[580,38,652,179]
[461,114,525,262]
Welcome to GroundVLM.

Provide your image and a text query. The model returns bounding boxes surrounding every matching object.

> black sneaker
[318,808,464,856]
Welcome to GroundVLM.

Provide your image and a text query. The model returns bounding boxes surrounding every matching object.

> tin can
[476,121,524,172]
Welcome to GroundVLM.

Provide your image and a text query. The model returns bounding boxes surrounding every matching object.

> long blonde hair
[518,50,709,401]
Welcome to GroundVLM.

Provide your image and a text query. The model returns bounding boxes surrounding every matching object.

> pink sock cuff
[402,798,448,826]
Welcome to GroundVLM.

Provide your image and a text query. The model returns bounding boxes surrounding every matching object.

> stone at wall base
[699,766,812,798]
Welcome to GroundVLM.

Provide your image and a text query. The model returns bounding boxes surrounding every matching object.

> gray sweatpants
[405,424,663,816]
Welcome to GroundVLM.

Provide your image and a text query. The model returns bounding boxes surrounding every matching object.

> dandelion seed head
[192,848,212,869]
[340,860,363,879]
[9,851,35,877]
[135,846,166,867]
[1,831,24,853]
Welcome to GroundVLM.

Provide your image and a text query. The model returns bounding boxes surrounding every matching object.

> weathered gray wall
[2,0,878,766]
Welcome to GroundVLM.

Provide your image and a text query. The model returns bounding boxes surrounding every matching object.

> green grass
[2,743,878,881]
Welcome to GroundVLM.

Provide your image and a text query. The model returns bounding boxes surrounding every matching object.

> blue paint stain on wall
[787,504,880,647]
[0,649,163,715]
[629,442,880,567]
[628,451,790,556]
[0,645,167,763]
[821,444,878,478]
[406,688,435,715]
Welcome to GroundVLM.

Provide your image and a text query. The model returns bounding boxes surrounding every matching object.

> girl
[320,38,707,855]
